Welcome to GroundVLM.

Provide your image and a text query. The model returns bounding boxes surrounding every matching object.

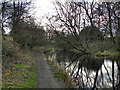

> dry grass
[2,39,36,88]
[47,58,74,88]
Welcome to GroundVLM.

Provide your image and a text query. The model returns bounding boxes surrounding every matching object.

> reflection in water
[45,50,120,89]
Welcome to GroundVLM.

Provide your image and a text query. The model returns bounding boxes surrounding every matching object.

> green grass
[96,50,120,59]
[47,58,73,88]
[2,64,37,88]
[15,64,31,68]
[2,40,37,88]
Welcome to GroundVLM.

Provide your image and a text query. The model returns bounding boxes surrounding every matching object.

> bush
[2,37,27,69]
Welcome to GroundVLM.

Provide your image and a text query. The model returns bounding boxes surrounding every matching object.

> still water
[44,50,120,88]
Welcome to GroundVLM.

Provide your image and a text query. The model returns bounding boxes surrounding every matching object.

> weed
[47,58,74,88]
[2,40,37,88]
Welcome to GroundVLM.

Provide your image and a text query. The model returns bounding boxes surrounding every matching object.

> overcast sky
[32,0,66,26]
[33,0,55,25]
[32,0,93,25]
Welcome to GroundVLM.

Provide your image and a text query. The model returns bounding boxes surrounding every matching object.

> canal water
[44,50,120,88]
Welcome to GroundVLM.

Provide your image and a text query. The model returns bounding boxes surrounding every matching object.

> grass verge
[2,40,37,88]
[47,58,74,88]
[2,54,37,88]
[96,50,120,59]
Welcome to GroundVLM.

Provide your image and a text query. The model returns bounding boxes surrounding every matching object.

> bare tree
[2,0,32,41]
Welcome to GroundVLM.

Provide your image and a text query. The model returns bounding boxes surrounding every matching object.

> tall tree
[2,0,32,41]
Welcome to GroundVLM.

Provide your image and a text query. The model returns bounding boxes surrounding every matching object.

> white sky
[32,0,66,26]
[32,0,94,25]
[33,0,55,25]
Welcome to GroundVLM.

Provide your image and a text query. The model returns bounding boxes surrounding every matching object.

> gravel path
[35,52,66,88]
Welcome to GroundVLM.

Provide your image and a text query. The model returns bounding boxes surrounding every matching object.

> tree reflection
[45,50,120,89]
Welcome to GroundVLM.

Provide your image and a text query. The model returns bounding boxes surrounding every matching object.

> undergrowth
[2,38,36,88]
[47,58,74,88]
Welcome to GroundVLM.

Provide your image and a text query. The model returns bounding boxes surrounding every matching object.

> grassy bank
[46,57,73,88]
[96,50,120,59]
[2,39,37,88]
